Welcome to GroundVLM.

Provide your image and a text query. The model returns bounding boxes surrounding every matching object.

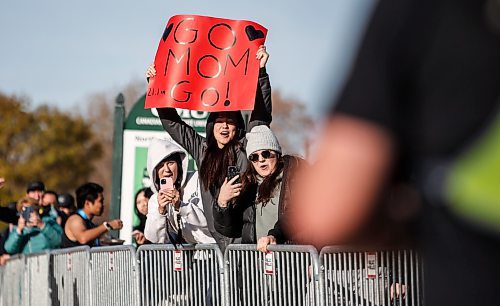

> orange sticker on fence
[145,15,267,112]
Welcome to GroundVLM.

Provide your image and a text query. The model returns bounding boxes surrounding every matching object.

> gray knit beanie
[245,125,282,158]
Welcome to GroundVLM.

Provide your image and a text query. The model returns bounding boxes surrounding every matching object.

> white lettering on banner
[366,252,377,279]
[264,252,275,275]
[174,250,184,271]
[136,117,162,126]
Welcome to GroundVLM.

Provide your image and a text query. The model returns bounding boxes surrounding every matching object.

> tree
[82,79,146,221]
[0,92,102,203]
[269,90,314,156]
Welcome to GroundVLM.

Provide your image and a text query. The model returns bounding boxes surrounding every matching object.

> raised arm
[65,215,121,245]
[146,64,206,161]
[248,46,272,131]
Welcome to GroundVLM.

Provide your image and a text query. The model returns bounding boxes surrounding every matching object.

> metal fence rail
[320,247,424,306]
[224,244,322,306]
[25,251,51,306]
[0,265,3,306]
[90,245,140,306]
[0,254,24,306]
[0,244,424,306]
[50,246,91,306]
[137,244,225,306]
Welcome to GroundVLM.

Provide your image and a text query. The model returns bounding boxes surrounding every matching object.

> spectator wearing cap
[56,193,76,228]
[26,181,45,205]
[214,125,306,252]
[4,197,62,254]
[61,182,124,248]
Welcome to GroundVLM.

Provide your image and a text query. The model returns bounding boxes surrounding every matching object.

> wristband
[103,221,114,231]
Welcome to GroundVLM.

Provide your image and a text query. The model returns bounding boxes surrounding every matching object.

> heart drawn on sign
[245,25,264,41]
[162,23,173,42]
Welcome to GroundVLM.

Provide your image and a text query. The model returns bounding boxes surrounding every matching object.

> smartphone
[227,166,240,184]
[22,206,35,221]
[160,177,174,190]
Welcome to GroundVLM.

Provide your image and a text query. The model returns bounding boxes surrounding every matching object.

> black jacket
[213,155,304,244]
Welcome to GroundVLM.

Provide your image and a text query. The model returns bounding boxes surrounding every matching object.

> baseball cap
[26,181,45,193]
[57,193,75,208]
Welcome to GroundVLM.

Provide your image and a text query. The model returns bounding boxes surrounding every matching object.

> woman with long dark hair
[146,46,272,250]
[132,187,153,245]
[214,125,305,251]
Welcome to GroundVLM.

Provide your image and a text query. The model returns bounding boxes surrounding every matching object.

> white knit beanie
[245,125,282,158]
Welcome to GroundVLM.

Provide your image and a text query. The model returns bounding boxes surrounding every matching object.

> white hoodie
[144,138,215,244]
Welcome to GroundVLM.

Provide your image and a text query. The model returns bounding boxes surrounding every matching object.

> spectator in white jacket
[144,138,215,244]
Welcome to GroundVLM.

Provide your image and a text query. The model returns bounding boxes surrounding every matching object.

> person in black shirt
[290,0,500,305]
[61,183,124,248]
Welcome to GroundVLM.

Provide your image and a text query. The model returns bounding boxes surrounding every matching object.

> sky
[0,0,374,118]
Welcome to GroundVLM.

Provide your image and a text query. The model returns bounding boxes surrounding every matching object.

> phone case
[160,177,174,190]
[227,166,240,183]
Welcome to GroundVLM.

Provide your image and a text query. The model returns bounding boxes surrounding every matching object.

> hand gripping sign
[145,15,267,112]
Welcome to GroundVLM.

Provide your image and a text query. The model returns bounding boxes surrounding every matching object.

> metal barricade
[0,265,3,305]
[137,244,224,306]
[25,251,51,306]
[224,244,322,306]
[90,245,140,306]
[0,254,24,306]
[320,247,424,306]
[50,246,91,306]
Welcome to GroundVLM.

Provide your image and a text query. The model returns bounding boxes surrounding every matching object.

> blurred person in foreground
[4,197,62,254]
[61,182,123,248]
[290,0,500,305]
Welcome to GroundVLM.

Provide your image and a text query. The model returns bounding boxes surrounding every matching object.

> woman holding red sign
[146,45,272,251]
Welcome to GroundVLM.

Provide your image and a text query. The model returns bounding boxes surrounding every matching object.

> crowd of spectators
[0,178,123,264]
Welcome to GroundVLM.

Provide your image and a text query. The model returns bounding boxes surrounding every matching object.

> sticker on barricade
[365,252,377,279]
[264,251,275,275]
[108,251,115,272]
[67,253,72,271]
[174,250,183,271]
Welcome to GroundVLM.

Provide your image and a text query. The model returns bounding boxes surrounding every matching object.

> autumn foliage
[0,93,102,203]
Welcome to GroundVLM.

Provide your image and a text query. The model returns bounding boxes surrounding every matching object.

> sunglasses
[249,150,276,162]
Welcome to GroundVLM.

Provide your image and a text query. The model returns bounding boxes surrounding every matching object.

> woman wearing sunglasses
[214,125,305,252]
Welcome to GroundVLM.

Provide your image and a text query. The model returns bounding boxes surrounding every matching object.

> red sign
[145,15,267,112]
